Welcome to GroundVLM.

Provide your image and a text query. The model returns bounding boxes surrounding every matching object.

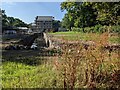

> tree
[61,2,120,31]
[91,2,120,25]
[7,17,28,27]
[2,10,28,31]
[2,10,9,28]
[53,20,61,32]
[61,2,97,30]
[61,2,78,30]
[61,13,75,30]
[74,2,97,28]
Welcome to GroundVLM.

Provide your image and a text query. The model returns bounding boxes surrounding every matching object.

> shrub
[72,27,85,32]
[94,25,103,33]
[55,33,120,88]
[84,27,90,33]
[71,25,120,33]
[72,27,81,32]
[110,26,120,33]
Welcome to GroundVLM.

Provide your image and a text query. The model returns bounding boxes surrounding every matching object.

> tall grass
[49,31,119,44]
[2,32,119,88]
[54,32,120,88]
[2,60,58,88]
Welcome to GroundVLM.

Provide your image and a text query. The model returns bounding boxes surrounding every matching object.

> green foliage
[72,27,84,32]
[61,13,75,30]
[61,2,97,30]
[2,10,28,31]
[2,10,8,28]
[93,2,120,25]
[109,36,120,44]
[61,2,120,30]
[110,26,120,33]
[2,32,119,88]
[2,61,58,88]
[49,31,119,44]
[52,20,61,32]
[71,25,120,33]
[94,25,103,33]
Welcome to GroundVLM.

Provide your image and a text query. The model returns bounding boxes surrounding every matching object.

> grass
[2,60,59,88]
[2,47,62,88]
[2,49,119,88]
[2,32,120,88]
[49,31,78,35]
[49,31,120,44]
[109,36,120,44]
[2,47,60,88]
[49,32,120,88]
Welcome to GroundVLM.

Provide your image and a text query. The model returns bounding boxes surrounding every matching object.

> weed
[54,32,120,89]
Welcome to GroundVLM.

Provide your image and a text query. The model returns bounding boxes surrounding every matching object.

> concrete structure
[35,16,54,32]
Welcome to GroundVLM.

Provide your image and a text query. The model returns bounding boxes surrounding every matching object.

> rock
[31,43,38,50]
[5,45,16,50]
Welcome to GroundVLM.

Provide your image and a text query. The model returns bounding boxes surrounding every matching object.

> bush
[72,27,80,32]
[72,27,85,32]
[84,27,90,33]
[94,25,103,33]
[110,26,120,33]
[71,25,120,33]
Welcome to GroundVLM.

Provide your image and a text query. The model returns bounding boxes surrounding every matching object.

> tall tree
[2,10,9,28]
[53,20,61,32]
[61,1,120,31]
[74,2,97,28]
[61,2,97,30]
[93,2,120,25]
[61,13,75,30]
[2,10,28,31]
[61,2,78,30]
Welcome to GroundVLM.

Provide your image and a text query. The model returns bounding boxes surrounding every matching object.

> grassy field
[49,31,120,44]
[2,49,60,88]
[2,32,120,88]
[2,61,58,88]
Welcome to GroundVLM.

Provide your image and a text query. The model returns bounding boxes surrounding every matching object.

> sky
[1,2,66,24]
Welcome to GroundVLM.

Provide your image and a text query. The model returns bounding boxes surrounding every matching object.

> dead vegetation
[53,32,120,88]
